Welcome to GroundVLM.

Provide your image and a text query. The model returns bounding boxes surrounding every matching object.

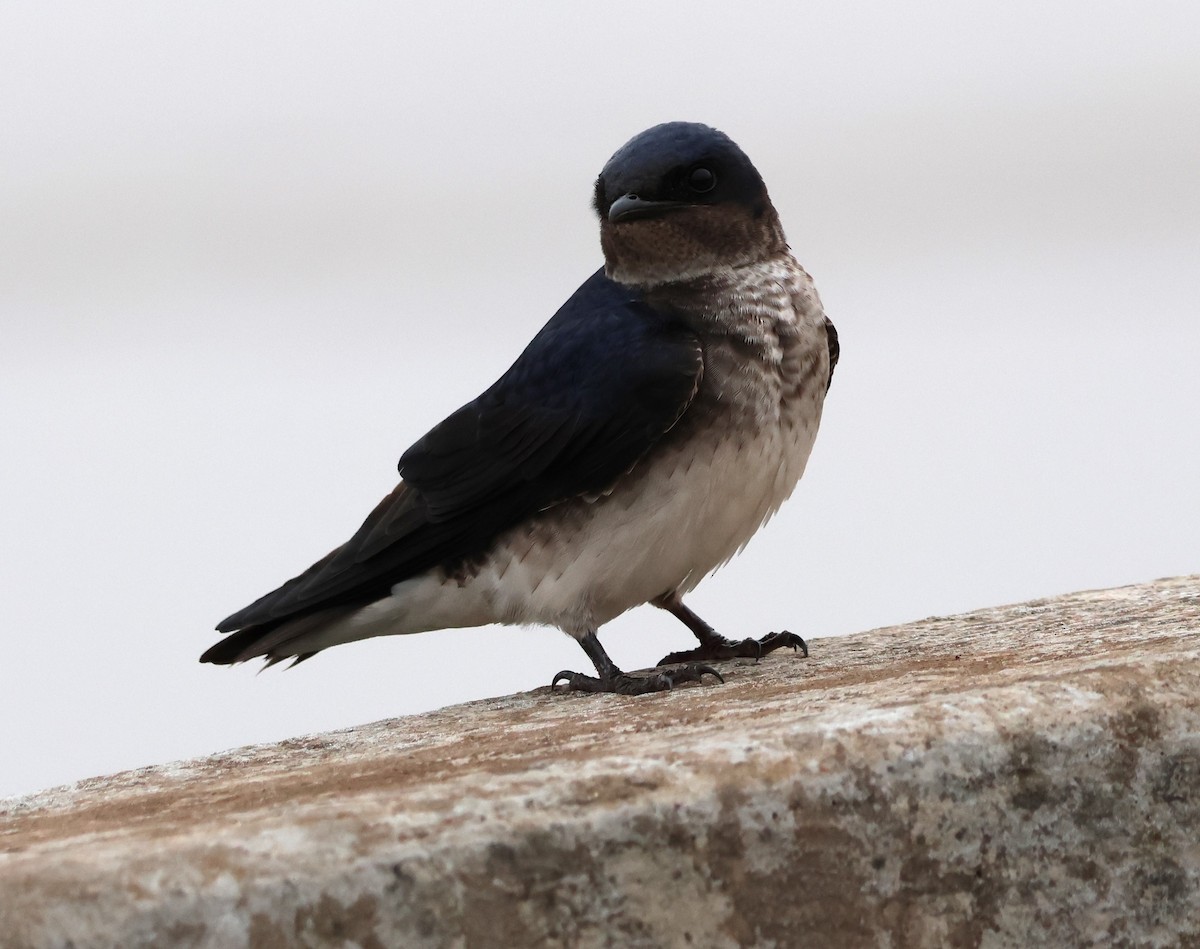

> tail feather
[200,606,353,666]
[260,651,318,671]
[199,624,275,664]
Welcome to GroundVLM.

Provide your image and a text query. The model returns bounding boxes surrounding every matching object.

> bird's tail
[199,607,353,668]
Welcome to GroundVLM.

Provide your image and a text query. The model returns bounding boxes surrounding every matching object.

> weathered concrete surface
[3,576,1200,949]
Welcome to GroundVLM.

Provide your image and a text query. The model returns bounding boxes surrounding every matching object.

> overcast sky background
[2,1,1197,799]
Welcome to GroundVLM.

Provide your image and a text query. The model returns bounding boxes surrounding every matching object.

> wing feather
[214,270,703,634]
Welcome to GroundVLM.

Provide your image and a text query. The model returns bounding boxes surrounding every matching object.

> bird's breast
[458,255,832,635]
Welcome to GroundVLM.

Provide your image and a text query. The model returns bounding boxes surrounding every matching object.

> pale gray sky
[2,1,1198,798]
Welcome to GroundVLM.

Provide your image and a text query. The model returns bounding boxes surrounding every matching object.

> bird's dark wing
[215,270,703,633]
[824,316,839,390]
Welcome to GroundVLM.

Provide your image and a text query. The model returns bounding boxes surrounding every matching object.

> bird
[201,121,839,696]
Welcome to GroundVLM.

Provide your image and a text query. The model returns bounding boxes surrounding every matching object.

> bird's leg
[552,631,723,695]
[652,594,808,666]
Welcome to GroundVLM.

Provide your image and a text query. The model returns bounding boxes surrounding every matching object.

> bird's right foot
[658,630,808,666]
[551,662,723,695]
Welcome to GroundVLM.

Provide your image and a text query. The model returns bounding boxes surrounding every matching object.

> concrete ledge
[3,576,1200,948]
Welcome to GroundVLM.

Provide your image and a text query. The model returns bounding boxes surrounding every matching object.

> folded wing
[212,269,703,637]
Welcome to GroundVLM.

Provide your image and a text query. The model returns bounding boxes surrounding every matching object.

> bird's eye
[688,167,716,193]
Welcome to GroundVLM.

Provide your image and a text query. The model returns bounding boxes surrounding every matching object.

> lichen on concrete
[2,576,1199,948]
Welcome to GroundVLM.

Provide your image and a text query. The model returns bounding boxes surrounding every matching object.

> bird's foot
[552,662,723,695]
[657,630,808,667]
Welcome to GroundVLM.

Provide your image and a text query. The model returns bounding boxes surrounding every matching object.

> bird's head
[594,122,786,288]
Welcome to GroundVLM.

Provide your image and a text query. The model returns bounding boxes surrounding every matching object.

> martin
[202,122,840,695]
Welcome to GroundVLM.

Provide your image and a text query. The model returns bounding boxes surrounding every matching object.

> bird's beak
[607,193,689,223]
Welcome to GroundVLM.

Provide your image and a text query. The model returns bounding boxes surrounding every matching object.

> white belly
[493,414,823,634]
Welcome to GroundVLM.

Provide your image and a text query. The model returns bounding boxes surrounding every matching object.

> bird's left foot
[552,662,723,695]
[657,630,808,667]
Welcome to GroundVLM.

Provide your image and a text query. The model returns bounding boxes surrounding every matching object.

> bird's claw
[761,630,808,658]
[552,662,723,695]
[670,663,724,686]
[657,630,808,667]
